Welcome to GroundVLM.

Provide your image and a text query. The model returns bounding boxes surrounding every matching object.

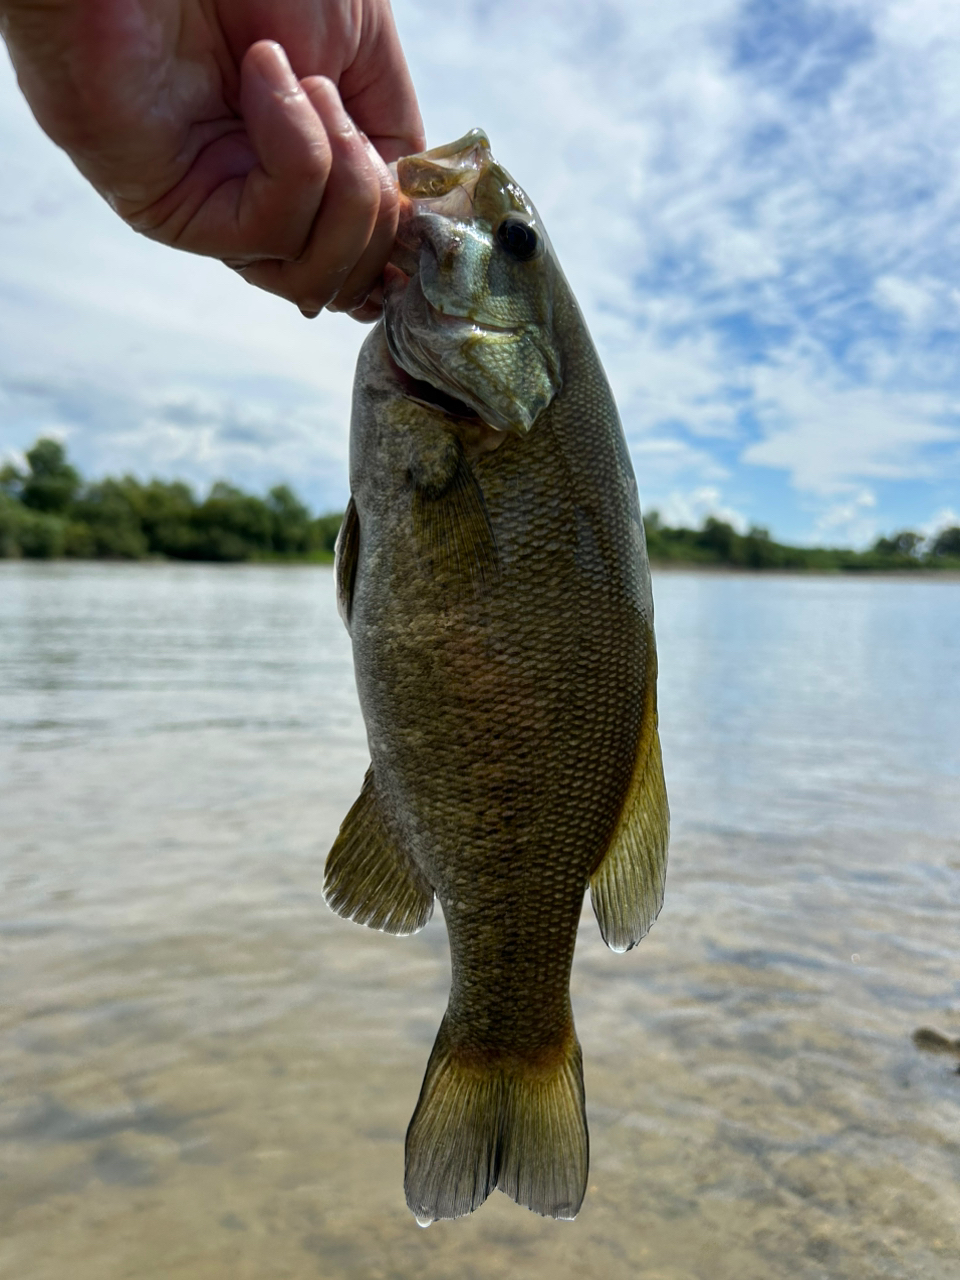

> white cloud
[874,275,936,327]
[742,352,958,492]
[813,487,879,547]
[918,505,960,539]
[657,485,749,533]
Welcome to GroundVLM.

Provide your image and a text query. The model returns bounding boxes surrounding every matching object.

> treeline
[0,439,340,562]
[643,513,960,571]
[2,437,959,570]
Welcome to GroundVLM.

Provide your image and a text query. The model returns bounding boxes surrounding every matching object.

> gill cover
[384,130,562,434]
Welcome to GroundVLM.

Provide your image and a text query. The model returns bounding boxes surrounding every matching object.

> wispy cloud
[399,0,960,540]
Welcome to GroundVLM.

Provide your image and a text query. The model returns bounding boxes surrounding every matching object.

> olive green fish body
[324,132,668,1224]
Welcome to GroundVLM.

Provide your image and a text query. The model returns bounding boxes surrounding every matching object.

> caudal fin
[404,1016,588,1223]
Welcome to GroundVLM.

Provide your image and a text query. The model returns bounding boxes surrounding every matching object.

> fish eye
[496,215,540,262]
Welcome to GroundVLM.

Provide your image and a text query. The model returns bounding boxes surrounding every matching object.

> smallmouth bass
[324,131,669,1224]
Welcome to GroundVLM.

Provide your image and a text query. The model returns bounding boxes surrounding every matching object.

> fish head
[385,130,562,435]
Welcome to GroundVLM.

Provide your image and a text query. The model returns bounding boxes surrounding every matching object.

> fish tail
[404,1014,588,1224]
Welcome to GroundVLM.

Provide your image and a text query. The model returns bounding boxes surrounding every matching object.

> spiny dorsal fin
[324,770,434,935]
[590,687,669,953]
[334,495,360,629]
[412,443,499,599]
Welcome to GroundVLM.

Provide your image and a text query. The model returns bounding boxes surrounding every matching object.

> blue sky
[2,0,959,545]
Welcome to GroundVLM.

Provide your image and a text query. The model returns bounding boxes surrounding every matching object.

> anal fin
[324,770,434,935]
[590,711,669,954]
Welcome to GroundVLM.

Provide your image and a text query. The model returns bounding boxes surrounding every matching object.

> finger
[325,135,400,315]
[339,1,426,163]
[236,77,392,315]
[343,284,386,324]
[232,40,333,262]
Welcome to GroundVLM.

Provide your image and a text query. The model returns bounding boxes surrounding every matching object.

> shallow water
[1,562,958,1280]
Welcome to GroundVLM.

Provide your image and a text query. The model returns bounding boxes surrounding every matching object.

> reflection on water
[1,563,958,1280]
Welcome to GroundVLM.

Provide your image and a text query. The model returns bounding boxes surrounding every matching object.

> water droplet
[415,1213,433,1229]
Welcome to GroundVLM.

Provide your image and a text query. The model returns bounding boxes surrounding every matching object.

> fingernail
[256,41,300,98]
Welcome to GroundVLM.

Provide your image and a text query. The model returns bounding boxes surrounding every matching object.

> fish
[323,130,669,1224]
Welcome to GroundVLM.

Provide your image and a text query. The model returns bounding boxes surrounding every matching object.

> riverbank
[4,554,959,578]
[4,437,959,574]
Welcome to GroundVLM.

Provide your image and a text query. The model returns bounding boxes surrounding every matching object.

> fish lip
[422,296,514,337]
[391,130,491,213]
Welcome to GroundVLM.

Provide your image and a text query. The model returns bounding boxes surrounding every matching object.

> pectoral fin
[412,441,499,598]
[334,496,360,628]
[590,720,669,954]
[324,770,434,935]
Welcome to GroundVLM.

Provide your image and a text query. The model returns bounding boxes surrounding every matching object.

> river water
[1,562,958,1280]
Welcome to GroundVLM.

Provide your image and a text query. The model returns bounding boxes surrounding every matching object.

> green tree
[193,482,272,561]
[698,517,737,562]
[129,478,199,558]
[741,526,783,569]
[0,494,66,557]
[0,460,25,499]
[873,530,923,557]
[70,478,148,558]
[20,438,81,514]
[931,526,960,558]
[267,484,311,554]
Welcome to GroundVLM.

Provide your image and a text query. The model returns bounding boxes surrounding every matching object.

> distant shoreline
[648,561,960,580]
[3,556,959,581]
[4,437,959,575]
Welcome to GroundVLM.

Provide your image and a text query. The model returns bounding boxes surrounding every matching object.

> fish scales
[324,130,669,1224]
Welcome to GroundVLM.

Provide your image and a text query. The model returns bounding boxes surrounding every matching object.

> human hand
[0,0,424,319]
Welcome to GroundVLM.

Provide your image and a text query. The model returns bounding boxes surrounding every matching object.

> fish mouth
[383,133,520,429]
[422,294,514,338]
[383,129,558,435]
[388,129,491,278]
[393,129,491,220]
